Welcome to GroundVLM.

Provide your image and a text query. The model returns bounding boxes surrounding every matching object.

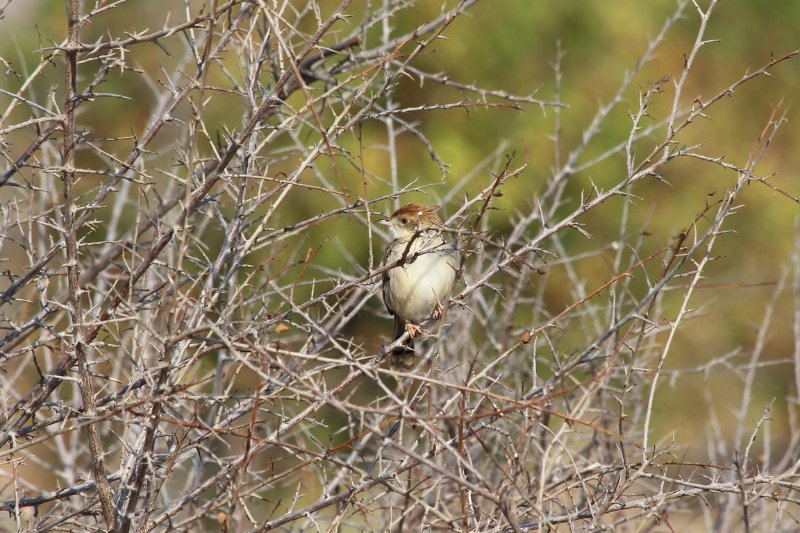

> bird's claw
[405,322,422,338]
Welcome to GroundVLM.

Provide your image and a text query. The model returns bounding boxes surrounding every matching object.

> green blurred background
[3,0,799,471]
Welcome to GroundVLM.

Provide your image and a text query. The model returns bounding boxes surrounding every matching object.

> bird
[381,203,458,367]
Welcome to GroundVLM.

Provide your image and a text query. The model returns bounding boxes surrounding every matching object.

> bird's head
[384,203,443,239]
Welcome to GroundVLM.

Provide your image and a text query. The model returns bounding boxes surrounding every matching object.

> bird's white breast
[384,233,457,324]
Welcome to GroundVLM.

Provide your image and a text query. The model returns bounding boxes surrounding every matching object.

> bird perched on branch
[381,204,458,367]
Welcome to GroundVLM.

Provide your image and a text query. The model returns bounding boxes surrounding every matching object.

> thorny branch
[0,1,798,531]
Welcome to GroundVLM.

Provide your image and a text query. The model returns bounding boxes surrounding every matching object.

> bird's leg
[405,321,422,338]
[432,302,444,321]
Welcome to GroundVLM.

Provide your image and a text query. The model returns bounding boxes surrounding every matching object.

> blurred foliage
[3,0,798,463]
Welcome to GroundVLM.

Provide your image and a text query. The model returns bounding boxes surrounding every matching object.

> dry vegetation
[1,0,799,531]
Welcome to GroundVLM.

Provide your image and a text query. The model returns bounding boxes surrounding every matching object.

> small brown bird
[381,204,458,366]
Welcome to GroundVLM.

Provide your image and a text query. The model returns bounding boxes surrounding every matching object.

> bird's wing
[381,241,395,315]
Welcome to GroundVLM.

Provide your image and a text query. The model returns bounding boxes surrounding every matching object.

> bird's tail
[391,315,415,367]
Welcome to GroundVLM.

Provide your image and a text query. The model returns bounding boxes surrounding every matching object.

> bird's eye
[400,217,408,224]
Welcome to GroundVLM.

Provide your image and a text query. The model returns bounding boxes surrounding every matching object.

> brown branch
[62,0,116,528]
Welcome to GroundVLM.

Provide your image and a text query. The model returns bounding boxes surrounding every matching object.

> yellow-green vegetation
[1,1,798,531]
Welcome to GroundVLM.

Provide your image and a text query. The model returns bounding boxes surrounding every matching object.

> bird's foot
[432,302,444,321]
[405,322,422,338]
